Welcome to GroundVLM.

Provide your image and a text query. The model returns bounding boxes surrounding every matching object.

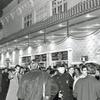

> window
[52,0,56,7]
[52,8,57,15]
[58,5,62,13]
[63,2,67,12]
[52,0,67,15]
[24,13,32,28]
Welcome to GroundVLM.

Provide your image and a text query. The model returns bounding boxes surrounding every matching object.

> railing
[45,0,100,24]
[0,0,100,44]
[30,0,100,32]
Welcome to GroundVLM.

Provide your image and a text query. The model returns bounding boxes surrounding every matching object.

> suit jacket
[73,75,100,100]
[17,69,59,100]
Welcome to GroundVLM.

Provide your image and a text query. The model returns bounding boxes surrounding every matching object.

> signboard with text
[22,56,31,63]
[52,51,68,61]
[35,54,47,62]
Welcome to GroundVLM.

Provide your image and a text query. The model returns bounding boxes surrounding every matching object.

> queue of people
[0,59,100,100]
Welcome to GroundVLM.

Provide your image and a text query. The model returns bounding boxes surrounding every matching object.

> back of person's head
[85,63,96,75]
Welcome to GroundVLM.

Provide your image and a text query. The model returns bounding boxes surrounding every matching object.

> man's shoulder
[21,70,38,80]
[75,77,84,85]
[86,75,99,82]
[80,75,100,84]
[22,70,50,81]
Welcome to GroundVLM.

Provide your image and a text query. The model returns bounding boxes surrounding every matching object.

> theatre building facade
[0,0,100,68]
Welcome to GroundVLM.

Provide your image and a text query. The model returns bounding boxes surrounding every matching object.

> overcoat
[53,72,74,100]
[73,75,100,100]
[17,69,59,100]
[2,72,10,100]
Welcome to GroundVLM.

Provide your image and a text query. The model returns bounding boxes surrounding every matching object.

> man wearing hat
[2,67,10,100]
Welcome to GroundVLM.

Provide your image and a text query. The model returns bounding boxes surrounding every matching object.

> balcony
[0,0,100,45]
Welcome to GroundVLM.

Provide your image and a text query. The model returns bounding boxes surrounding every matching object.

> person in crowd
[0,68,2,100]
[78,63,84,69]
[17,59,59,100]
[50,69,58,77]
[6,65,21,100]
[2,67,10,100]
[73,67,81,90]
[73,63,100,100]
[95,68,100,80]
[24,64,30,74]
[74,67,81,79]
[68,66,74,79]
[65,66,74,100]
[30,59,39,70]
[80,65,88,78]
[73,64,88,91]
[53,65,74,100]
[14,65,24,83]
[46,66,57,76]
[46,66,52,74]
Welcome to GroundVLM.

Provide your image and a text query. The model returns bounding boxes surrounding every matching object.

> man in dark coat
[2,68,10,100]
[17,60,59,100]
[53,65,74,100]
[0,69,2,100]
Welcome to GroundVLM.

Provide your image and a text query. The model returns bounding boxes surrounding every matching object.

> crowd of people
[0,65,24,100]
[0,59,100,100]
